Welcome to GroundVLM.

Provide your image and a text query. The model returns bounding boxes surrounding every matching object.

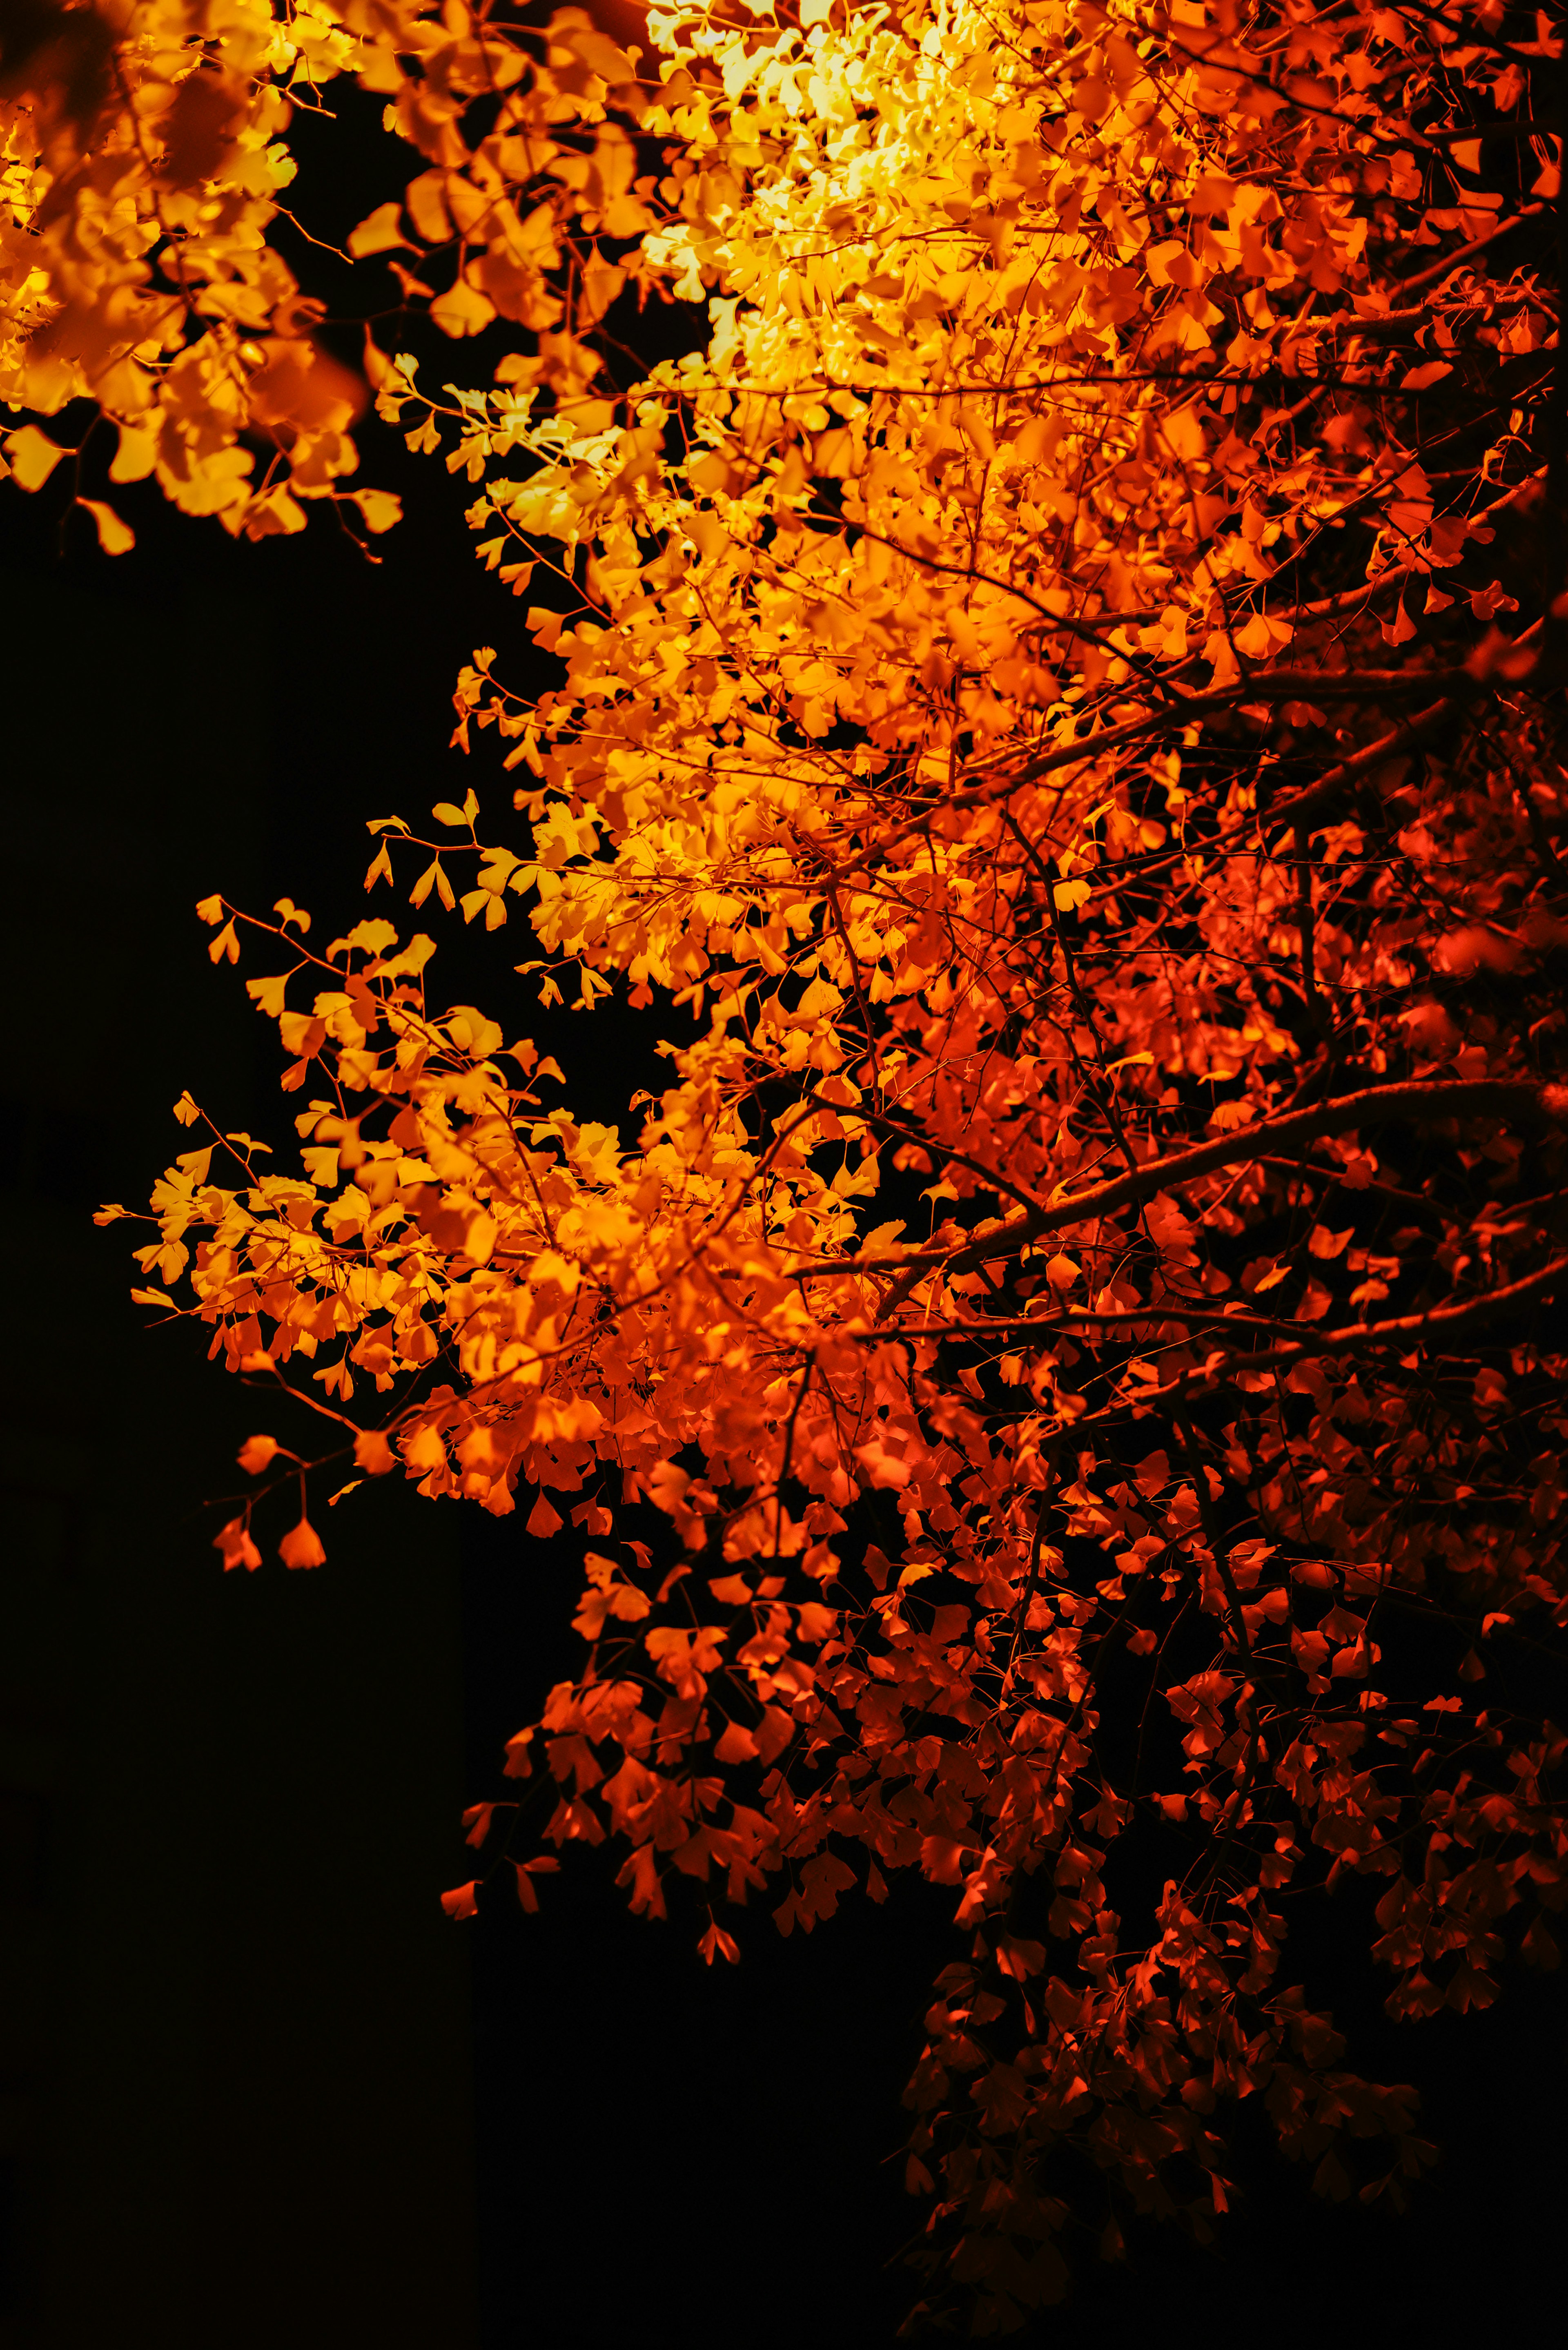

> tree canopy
[8,0,1568,2329]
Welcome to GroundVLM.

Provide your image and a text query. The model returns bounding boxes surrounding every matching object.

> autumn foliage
[11,0,1568,2326]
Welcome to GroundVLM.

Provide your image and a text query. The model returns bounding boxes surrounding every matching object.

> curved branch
[857,1079,1567,1304]
[857,1251,1568,1361]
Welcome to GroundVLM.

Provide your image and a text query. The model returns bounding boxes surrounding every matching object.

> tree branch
[856,1079,1568,1299]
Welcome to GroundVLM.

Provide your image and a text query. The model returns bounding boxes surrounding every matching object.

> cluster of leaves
[18,0,1568,2330]
[0,0,663,541]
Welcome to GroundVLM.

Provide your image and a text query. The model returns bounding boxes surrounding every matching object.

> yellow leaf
[109,425,157,484]
[4,426,68,491]
[348,486,403,534]
[78,497,135,555]
[411,858,456,910]
[245,972,291,1017]
[430,278,497,338]
[347,200,409,257]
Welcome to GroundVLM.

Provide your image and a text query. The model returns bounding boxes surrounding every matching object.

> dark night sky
[2,97,1567,2347]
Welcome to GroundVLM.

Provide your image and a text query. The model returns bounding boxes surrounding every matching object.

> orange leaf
[278,1516,326,1570]
[212,1516,261,1572]
[526,1492,564,1537]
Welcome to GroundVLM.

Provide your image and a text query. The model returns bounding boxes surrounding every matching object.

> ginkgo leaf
[410,859,454,910]
[78,497,135,554]
[347,201,409,257]
[348,487,403,534]
[4,425,67,491]
[278,1516,326,1570]
[212,1517,262,1572]
[526,1492,563,1537]
[1401,360,1454,392]
[245,973,291,1017]
[430,278,495,338]
[109,424,157,484]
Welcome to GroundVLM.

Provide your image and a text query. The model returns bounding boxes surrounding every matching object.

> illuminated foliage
[10,0,1568,2325]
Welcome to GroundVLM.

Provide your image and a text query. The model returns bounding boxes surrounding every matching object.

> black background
[1,84,1566,2350]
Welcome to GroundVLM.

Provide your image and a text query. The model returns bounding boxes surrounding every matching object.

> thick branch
[1317,1252,1568,1353]
[860,1251,1568,1360]
[1264,695,1461,831]
[854,1079,1568,1302]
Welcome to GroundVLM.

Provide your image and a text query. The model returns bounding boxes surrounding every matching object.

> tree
[9,0,1568,2329]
